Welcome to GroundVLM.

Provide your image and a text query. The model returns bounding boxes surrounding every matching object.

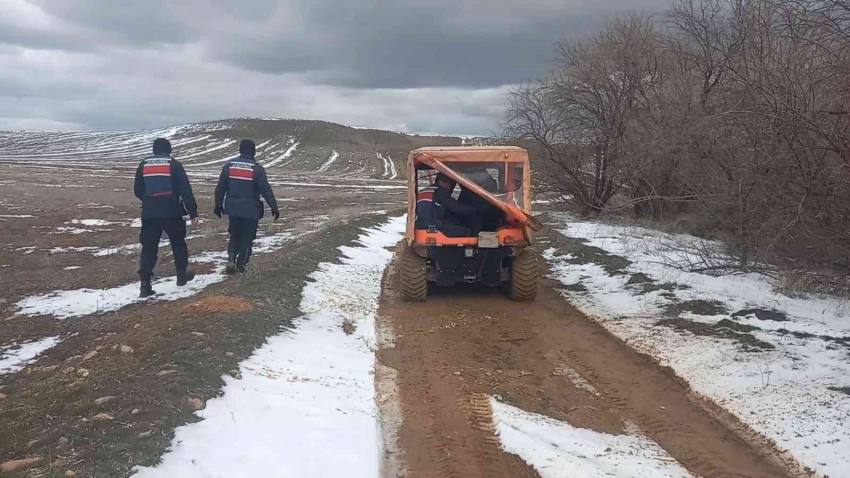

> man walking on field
[214,139,279,274]
[134,138,198,298]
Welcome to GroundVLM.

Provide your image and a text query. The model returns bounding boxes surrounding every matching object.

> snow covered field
[134,216,406,478]
[544,214,850,477]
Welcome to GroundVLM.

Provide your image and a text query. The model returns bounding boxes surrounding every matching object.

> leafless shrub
[507,0,850,292]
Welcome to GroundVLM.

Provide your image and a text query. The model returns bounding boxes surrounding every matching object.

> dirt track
[377,251,794,478]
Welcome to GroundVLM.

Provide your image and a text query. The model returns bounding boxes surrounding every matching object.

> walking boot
[176,269,196,286]
[139,279,155,298]
[225,259,236,275]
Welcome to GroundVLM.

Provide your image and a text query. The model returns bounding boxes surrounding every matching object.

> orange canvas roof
[412,151,542,232]
[409,146,529,164]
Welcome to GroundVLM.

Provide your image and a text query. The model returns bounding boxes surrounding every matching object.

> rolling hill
[0,118,472,179]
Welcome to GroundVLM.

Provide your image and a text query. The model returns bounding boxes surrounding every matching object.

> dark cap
[239,139,256,158]
[152,138,172,155]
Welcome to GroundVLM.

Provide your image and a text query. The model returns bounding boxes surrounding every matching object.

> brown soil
[180,295,255,313]
[377,252,797,478]
[0,165,401,478]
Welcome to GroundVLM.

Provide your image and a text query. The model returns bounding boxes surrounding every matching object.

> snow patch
[16,273,227,319]
[63,266,81,271]
[133,216,406,478]
[492,399,695,478]
[252,231,296,253]
[17,227,316,320]
[376,152,397,179]
[263,141,299,168]
[318,150,340,172]
[49,246,100,254]
[0,337,61,375]
[0,214,35,218]
[269,181,405,190]
[52,227,94,234]
[70,219,117,227]
[178,139,237,161]
[553,365,600,396]
[92,243,142,257]
[545,216,850,477]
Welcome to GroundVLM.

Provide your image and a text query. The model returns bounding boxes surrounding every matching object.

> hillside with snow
[0,118,468,178]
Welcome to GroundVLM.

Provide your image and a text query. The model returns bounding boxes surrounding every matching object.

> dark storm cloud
[28,0,202,47]
[0,0,671,133]
[205,1,633,88]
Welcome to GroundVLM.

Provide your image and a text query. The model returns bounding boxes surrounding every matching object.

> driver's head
[435,173,456,191]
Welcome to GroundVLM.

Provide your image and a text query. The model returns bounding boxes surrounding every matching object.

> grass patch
[561,282,588,293]
[665,299,728,317]
[775,328,850,349]
[656,318,775,351]
[713,318,760,333]
[731,308,788,322]
[828,386,850,396]
[626,273,654,285]
[545,228,631,275]
[637,282,689,296]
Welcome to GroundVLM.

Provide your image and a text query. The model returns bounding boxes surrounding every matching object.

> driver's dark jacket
[416,186,478,228]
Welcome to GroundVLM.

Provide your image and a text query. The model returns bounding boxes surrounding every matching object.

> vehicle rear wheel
[509,249,538,301]
[400,245,428,302]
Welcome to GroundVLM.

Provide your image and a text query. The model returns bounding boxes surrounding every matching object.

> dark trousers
[138,218,188,280]
[228,217,259,268]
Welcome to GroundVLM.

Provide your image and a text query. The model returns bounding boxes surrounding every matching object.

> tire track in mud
[377,251,799,478]
[377,253,537,478]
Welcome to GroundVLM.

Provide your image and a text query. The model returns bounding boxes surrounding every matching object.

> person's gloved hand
[214,206,223,218]
[272,209,280,221]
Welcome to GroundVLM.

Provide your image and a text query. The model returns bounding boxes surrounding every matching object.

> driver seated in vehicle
[415,173,481,237]
[458,169,503,234]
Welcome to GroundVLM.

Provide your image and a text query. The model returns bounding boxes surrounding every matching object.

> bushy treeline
[505,0,850,284]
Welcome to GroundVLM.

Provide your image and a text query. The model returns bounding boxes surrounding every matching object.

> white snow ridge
[133,216,406,478]
[318,150,340,172]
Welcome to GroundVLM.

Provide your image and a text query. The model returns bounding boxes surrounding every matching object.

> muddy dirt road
[378,255,795,478]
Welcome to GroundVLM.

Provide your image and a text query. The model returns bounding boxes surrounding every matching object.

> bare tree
[507,0,850,287]
[505,13,662,214]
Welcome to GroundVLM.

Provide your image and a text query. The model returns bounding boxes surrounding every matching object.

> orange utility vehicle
[401,146,541,301]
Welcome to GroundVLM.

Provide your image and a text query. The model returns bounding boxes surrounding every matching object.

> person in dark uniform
[214,139,279,274]
[458,169,503,233]
[133,138,198,298]
[415,173,480,237]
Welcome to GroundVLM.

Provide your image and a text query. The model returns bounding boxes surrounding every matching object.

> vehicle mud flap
[482,248,510,287]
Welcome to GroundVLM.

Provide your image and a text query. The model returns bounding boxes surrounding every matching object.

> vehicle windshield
[417,161,526,209]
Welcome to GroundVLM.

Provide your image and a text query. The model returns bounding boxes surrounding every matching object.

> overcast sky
[0,0,668,135]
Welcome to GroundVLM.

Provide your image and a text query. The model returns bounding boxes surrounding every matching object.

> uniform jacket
[133,154,198,220]
[214,155,278,220]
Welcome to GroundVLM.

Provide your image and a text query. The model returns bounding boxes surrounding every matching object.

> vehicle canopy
[405,146,540,245]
